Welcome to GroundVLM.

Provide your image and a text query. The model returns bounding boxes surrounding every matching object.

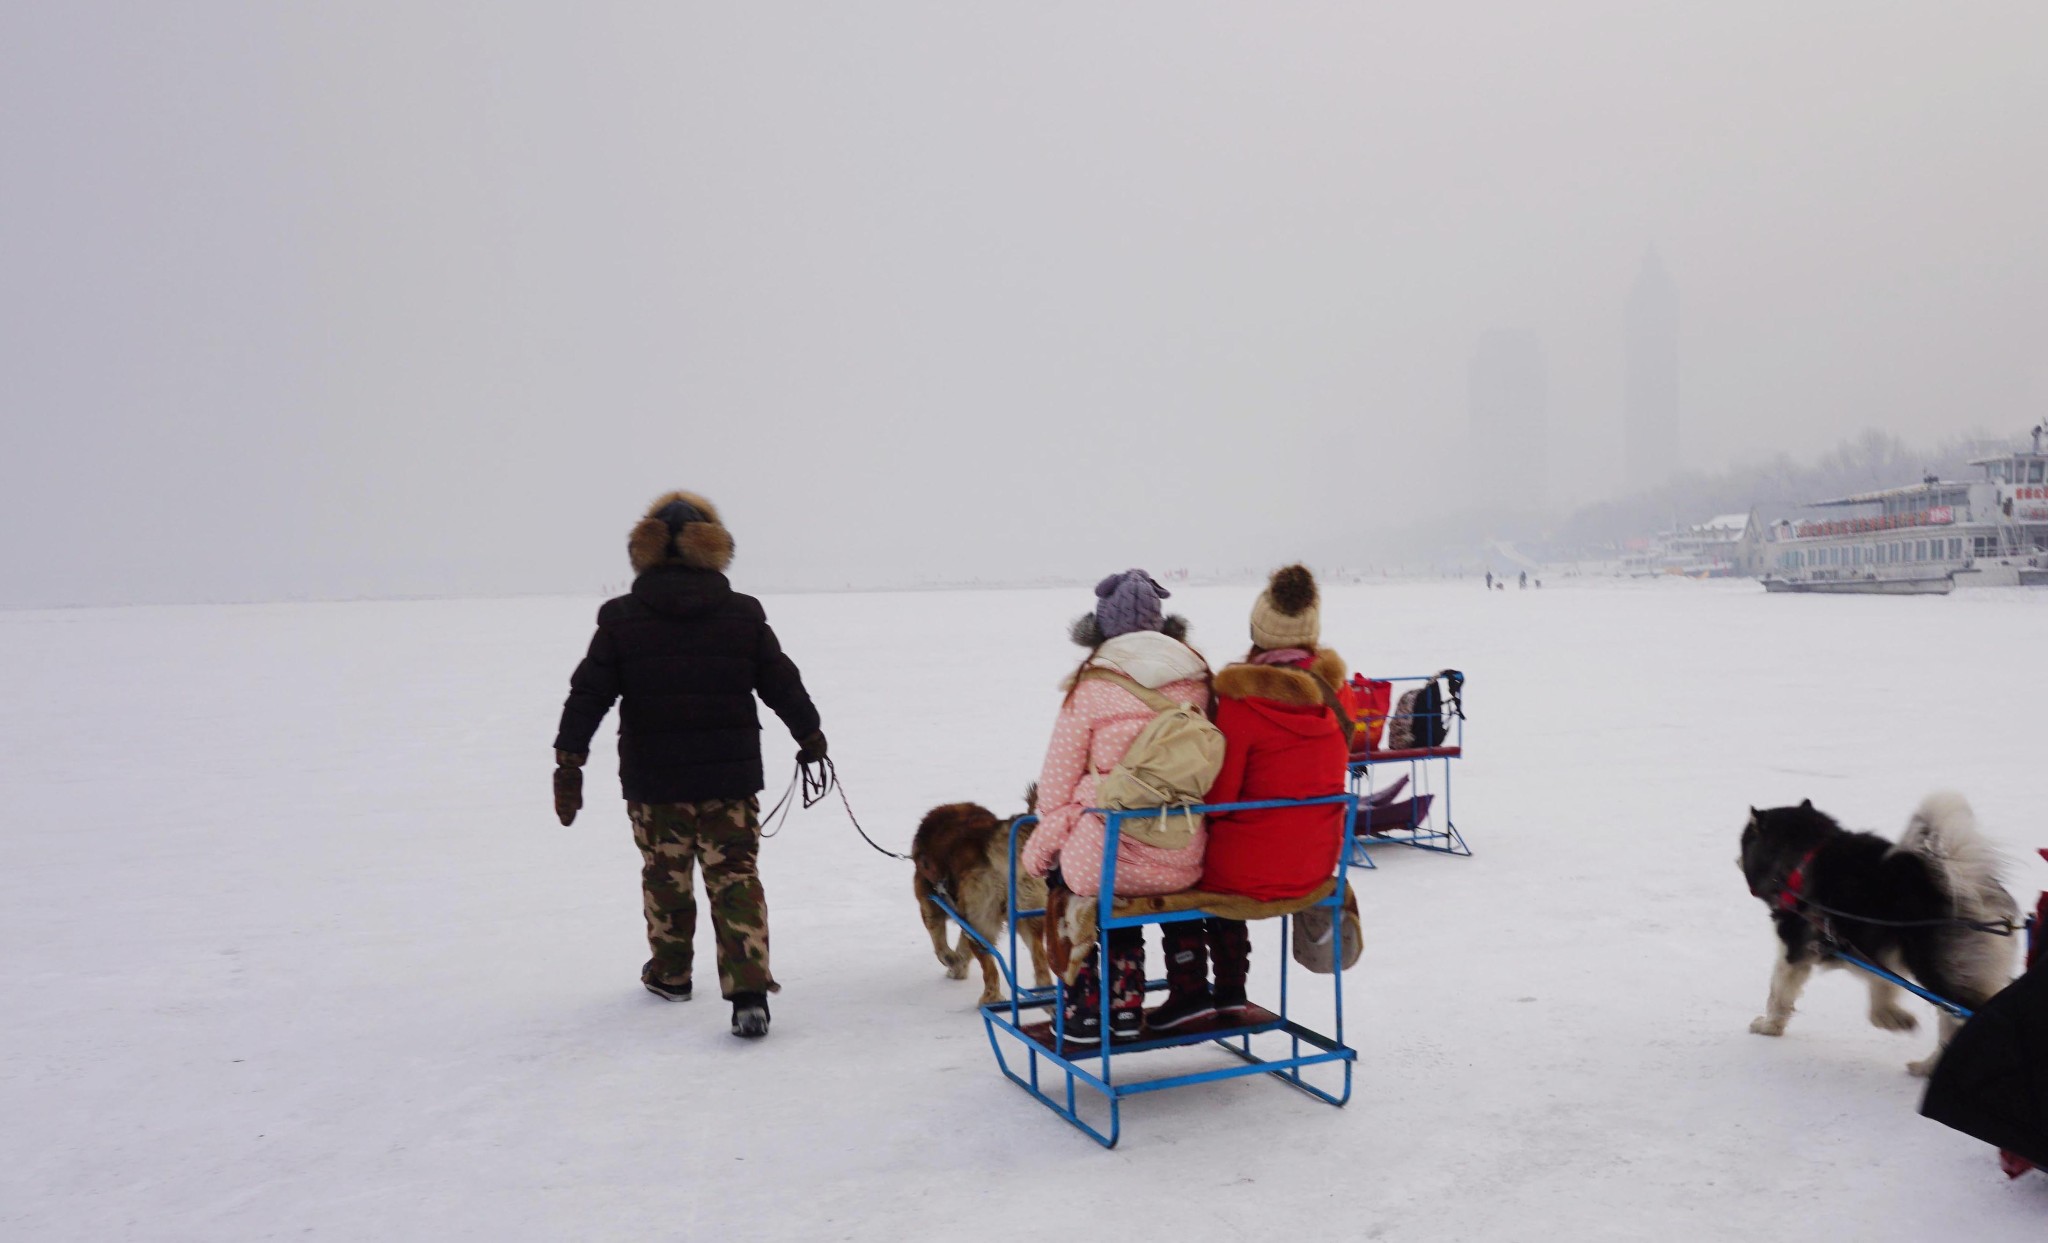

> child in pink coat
[1021,570,1211,1044]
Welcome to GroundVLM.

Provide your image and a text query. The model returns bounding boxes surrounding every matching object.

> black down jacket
[1920,960,2048,1168]
[554,565,821,804]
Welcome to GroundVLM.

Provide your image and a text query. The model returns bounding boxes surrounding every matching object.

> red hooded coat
[1198,650,1350,900]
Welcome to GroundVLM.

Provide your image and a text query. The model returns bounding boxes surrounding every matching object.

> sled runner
[926,794,1361,1148]
[1347,671,1468,866]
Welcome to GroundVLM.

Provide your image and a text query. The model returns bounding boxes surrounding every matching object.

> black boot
[1150,923,1216,1031]
[1209,918,1252,1017]
[1108,927,1146,1041]
[641,960,692,1002]
[1061,959,1106,1048]
[731,991,770,1038]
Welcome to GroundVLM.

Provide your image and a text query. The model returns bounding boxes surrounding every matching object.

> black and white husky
[1739,791,2019,1076]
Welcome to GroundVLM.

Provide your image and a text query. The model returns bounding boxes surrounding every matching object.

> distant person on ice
[551,492,824,1040]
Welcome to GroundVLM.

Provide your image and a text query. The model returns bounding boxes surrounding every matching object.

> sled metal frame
[927,795,1359,1148]
[1348,673,1469,868]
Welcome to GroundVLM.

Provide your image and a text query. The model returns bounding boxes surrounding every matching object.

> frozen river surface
[5,578,2047,1240]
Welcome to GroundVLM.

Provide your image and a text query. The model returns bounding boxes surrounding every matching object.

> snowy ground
[5,579,2047,1240]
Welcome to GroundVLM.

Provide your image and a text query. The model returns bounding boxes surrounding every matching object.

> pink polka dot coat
[1020,639,1212,898]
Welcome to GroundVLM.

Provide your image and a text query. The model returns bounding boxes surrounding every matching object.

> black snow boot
[1150,923,1217,1032]
[641,961,692,1002]
[1057,1005,1103,1049]
[1062,958,1107,1048]
[731,991,770,1038]
[1107,927,1146,1041]
[1210,918,1252,1018]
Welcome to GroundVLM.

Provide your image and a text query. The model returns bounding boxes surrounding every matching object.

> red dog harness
[1756,846,1820,913]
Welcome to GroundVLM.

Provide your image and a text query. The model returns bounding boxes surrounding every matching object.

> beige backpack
[1078,669,1225,850]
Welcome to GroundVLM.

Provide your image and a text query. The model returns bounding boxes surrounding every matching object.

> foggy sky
[5,3,2045,607]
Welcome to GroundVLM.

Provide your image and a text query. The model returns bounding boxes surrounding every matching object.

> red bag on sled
[1347,676,1392,754]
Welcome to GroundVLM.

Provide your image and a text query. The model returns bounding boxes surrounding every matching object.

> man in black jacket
[553,491,824,1038]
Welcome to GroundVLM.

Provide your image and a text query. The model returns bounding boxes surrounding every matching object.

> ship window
[1951,538,1963,558]
[1916,540,1928,560]
[2032,461,2045,484]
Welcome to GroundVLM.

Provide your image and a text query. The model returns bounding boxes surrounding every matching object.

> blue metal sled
[927,794,1360,1148]
[1348,673,1469,867]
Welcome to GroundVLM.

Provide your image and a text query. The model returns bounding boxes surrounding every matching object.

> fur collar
[1067,630,1210,690]
[1214,647,1348,707]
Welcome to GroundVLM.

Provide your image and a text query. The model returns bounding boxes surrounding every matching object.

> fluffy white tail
[1896,791,2017,923]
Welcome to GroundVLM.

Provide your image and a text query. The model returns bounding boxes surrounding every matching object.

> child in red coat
[1148,565,1350,1032]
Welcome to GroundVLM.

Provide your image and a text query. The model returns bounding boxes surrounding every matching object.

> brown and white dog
[913,794,1052,1005]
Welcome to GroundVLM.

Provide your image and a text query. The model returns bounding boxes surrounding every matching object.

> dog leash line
[796,756,912,863]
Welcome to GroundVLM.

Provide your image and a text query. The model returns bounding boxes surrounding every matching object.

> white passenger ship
[1760,425,2048,595]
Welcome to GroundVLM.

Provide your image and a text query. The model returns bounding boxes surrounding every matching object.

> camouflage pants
[628,798,778,999]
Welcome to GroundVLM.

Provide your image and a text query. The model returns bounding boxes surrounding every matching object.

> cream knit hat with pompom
[1248,564,1320,650]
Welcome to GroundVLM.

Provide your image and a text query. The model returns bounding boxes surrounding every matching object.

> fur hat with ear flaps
[1248,564,1320,650]
[627,490,735,574]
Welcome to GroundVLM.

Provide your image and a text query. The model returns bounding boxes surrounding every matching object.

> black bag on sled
[1392,670,1463,749]
[1919,961,2048,1169]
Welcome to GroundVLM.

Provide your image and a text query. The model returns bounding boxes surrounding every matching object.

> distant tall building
[1625,248,1680,488]
[1468,328,1547,514]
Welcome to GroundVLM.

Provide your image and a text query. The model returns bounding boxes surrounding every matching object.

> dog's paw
[1749,1015,1787,1036]
[1869,1006,1919,1033]
[940,952,971,980]
[1907,1054,1940,1078]
[976,988,1006,1007]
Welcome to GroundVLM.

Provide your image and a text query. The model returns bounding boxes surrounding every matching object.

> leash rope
[757,765,803,839]
[1757,852,2021,938]
[808,756,912,862]
[1794,895,2020,937]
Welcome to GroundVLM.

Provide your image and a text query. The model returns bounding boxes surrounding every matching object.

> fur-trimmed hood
[627,490,735,574]
[1213,648,1348,708]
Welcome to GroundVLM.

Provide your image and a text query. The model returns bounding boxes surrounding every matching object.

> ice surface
[5,580,2047,1239]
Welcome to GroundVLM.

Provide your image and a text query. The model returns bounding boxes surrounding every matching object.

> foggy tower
[1624,249,1680,488]
[1468,328,1548,514]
